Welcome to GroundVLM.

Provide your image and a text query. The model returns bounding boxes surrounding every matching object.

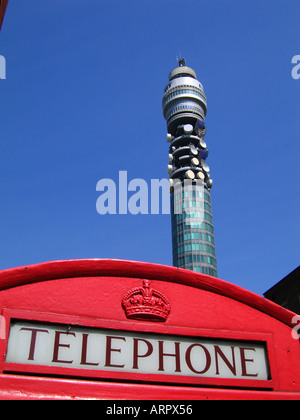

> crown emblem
[122,280,170,322]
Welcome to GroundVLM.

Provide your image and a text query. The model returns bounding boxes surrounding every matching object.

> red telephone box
[0,259,299,400]
[0,0,9,30]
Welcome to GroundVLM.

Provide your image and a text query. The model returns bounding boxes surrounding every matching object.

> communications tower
[162,59,217,276]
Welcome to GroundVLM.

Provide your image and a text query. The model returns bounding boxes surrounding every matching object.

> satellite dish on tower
[168,165,173,175]
[202,163,210,173]
[166,133,174,143]
[190,146,198,156]
[183,124,193,134]
[207,179,213,188]
[199,139,207,149]
[185,170,195,180]
[197,172,205,180]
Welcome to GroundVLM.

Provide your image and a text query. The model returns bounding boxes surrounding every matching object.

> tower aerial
[162,60,217,276]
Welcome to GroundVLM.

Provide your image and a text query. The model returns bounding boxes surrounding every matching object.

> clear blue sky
[0,0,299,295]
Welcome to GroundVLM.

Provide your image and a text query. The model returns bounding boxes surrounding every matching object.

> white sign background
[5,320,269,381]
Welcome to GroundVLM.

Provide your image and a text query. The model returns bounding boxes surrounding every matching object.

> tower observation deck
[162,59,217,276]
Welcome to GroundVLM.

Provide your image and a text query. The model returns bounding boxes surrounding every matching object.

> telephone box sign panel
[5,320,269,382]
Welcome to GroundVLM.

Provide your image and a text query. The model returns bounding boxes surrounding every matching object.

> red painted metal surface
[0,0,9,30]
[0,259,299,400]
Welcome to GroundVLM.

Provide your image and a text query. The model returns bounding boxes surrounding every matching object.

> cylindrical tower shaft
[162,60,217,277]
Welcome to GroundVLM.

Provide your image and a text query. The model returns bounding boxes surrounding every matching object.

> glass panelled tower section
[162,59,217,277]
